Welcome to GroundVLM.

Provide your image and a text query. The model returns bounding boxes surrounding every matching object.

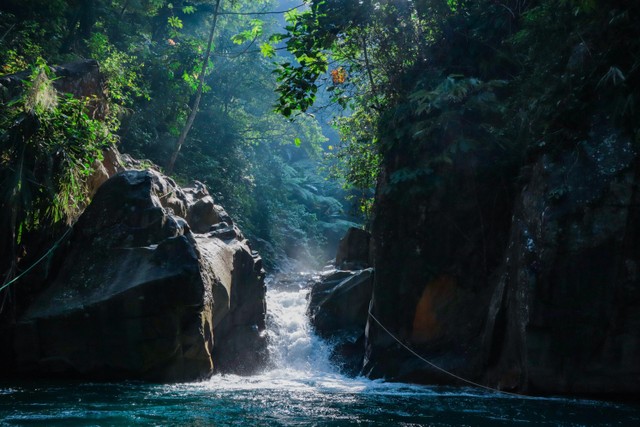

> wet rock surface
[335,227,371,270]
[307,263,373,375]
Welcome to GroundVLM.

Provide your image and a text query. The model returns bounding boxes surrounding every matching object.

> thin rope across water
[0,227,73,293]
[367,308,523,398]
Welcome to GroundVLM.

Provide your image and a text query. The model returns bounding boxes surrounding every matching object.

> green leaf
[284,10,301,23]
[168,16,183,29]
[232,31,252,45]
[260,43,276,58]
[294,137,302,147]
[269,33,287,43]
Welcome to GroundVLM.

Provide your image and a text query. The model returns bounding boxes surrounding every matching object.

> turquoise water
[1,379,638,426]
[2,274,639,426]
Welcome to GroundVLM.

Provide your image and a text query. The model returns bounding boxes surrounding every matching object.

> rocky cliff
[6,169,267,381]
[0,60,268,381]
[362,116,640,397]
[310,119,640,398]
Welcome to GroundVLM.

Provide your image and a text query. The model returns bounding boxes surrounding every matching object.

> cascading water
[203,272,370,393]
[264,273,334,373]
[0,272,637,426]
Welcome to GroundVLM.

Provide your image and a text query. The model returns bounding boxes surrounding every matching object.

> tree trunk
[166,0,223,174]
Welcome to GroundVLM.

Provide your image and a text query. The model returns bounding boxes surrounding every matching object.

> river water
[1,272,638,426]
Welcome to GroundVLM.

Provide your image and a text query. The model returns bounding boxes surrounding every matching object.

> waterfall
[203,271,372,392]
[264,272,335,374]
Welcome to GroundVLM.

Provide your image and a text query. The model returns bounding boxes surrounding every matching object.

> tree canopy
[2,0,639,277]
[274,0,640,209]
[0,0,362,279]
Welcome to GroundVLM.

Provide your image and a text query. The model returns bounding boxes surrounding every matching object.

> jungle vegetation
[1,0,639,284]
[0,0,363,286]
[275,0,639,198]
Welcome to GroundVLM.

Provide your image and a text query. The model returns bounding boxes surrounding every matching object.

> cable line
[0,227,73,294]
[367,308,523,398]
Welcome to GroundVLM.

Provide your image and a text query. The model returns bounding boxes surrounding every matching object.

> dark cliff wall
[484,123,640,394]
[364,126,519,384]
[364,117,640,396]
[360,0,640,398]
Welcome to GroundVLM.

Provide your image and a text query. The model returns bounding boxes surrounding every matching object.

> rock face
[0,59,108,119]
[307,263,373,375]
[12,170,267,381]
[364,115,640,396]
[335,227,371,269]
[309,269,374,339]
[483,129,640,395]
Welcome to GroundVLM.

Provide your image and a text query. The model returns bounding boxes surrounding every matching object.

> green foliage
[182,6,196,15]
[246,154,356,267]
[231,19,264,44]
[168,16,184,29]
[273,0,458,216]
[0,61,116,233]
[0,0,361,269]
[259,42,276,58]
[267,0,637,253]
[328,108,380,219]
[273,3,336,117]
[86,33,149,107]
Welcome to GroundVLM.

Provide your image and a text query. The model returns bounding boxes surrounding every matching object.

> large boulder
[12,170,267,381]
[308,269,374,338]
[308,268,373,375]
[197,235,267,374]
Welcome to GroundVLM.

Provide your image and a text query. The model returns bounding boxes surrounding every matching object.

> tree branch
[217,3,305,16]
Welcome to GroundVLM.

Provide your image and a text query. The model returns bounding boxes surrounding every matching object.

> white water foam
[193,273,471,397]
[265,284,334,373]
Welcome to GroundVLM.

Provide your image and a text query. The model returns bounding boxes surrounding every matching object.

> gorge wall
[362,116,640,396]
[304,2,640,398]
[310,115,640,398]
